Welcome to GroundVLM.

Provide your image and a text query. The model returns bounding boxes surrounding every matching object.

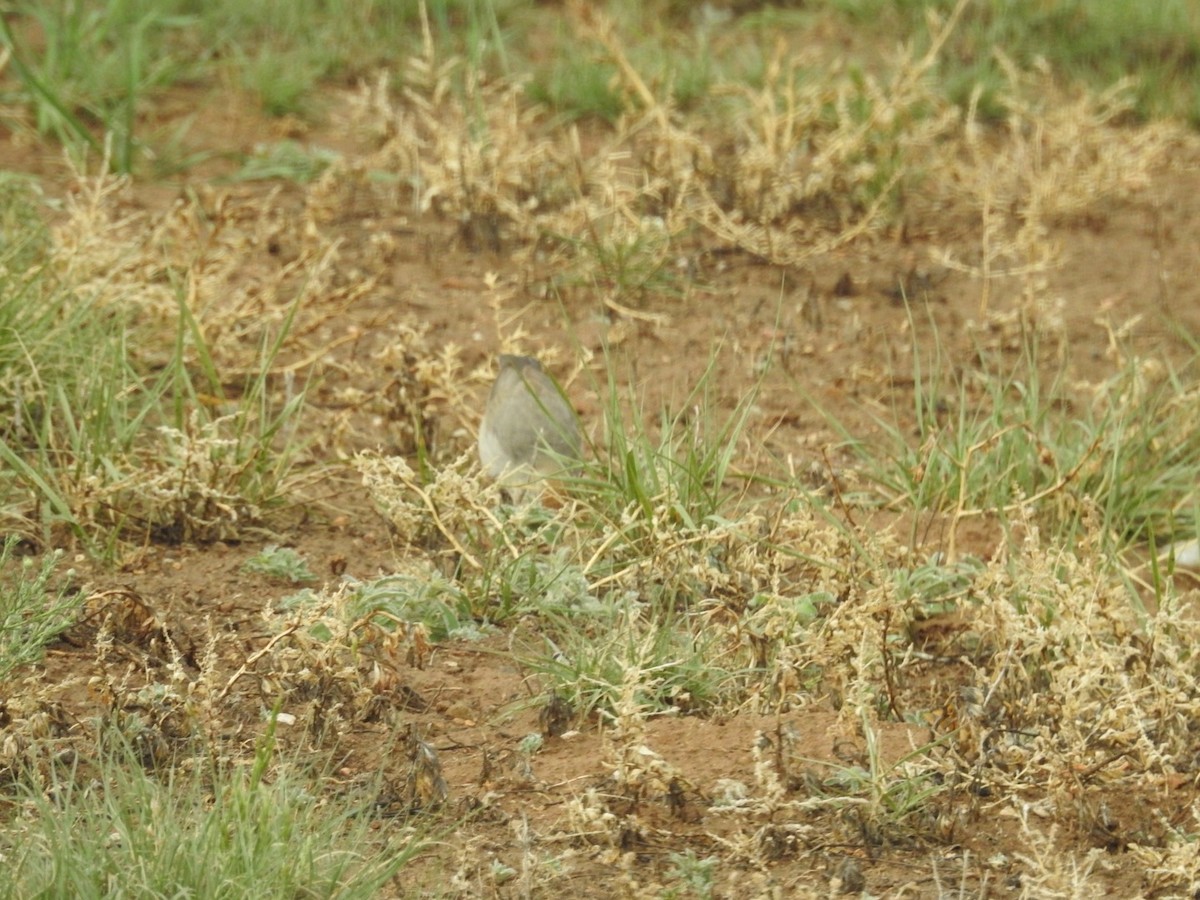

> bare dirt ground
[8,39,1200,899]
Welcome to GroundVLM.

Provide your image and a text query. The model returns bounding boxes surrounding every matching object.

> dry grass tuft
[318,0,1190,330]
[929,77,1187,313]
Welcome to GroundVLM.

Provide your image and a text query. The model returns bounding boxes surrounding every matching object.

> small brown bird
[478,355,581,490]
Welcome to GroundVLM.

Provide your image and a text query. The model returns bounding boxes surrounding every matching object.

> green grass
[243,544,317,584]
[528,0,1200,126]
[0,536,81,681]
[814,308,1200,559]
[0,0,509,169]
[0,729,420,898]
[230,140,340,183]
[0,4,191,170]
[0,185,310,557]
[818,0,1200,124]
[523,600,742,721]
[503,354,780,719]
[578,351,755,549]
[801,711,950,845]
[526,54,625,124]
[4,0,1198,174]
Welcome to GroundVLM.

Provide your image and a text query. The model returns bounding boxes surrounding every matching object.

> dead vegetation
[3,2,1200,897]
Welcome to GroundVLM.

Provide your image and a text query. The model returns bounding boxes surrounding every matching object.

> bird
[478,354,581,492]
